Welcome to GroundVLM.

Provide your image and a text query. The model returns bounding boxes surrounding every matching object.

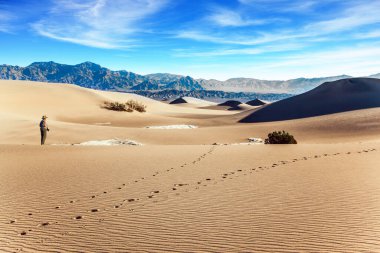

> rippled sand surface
[1,143,380,252]
[2,80,380,252]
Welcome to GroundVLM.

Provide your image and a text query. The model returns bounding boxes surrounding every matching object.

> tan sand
[2,80,380,145]
[2,79,380,252]
[2,144,380,252]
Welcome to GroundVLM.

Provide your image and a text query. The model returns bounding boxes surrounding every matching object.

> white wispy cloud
[173,43,303,57]
[175,30,302,46]
[0,9,15,33]
[242,43,380,79]
[207,8,267,27]
[175,0,380,57]
[181,42,380,80]
[32,0,169,49]
[354,30,380,39]
[268,44,380,68]
[304,1,380,35]
[238,0,319,13]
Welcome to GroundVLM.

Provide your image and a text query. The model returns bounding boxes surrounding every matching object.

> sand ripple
[1,145,380,252]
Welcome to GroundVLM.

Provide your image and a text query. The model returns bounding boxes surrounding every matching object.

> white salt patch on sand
[76,139,142,146]
[248,137,264,144]
[146,125,198,129]
[212,137,264,146]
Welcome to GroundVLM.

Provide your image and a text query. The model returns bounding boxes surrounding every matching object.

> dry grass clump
[103,101,131,112]
[103,100,146,113]
[125,100,146,112]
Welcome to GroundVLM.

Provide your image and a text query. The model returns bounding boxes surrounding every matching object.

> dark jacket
[40,120,47,129]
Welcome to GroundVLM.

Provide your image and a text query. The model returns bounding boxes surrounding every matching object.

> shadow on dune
[246,99,266,106]
[227,106,243,111]
[218,100,242,107]
[218,100,244,111]
[169,97,187,104]
[240,78,380,123]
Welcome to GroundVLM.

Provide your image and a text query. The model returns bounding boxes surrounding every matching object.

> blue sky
[1,0,380,80]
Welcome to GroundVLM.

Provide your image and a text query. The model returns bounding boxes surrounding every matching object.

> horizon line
[1,60,374,82]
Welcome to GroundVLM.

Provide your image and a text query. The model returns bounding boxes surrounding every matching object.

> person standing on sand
[39,115,50,145]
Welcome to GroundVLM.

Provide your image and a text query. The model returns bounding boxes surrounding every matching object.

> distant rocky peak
[29,61,58,67]
[76,61,102,70]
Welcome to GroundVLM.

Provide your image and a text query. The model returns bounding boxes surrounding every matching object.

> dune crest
[169,96,217,107]
[246,98,266,106]
[146,125,198,129]
[240,78,380,122]
[2,78,380,252]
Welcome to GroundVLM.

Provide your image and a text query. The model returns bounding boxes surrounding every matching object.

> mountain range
[0,61,379,94]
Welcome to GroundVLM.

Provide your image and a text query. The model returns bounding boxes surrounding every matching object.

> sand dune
[0,80,233,125]
[201,99,252,111]
[240,78,380,122]
[3,79,380,145]
[169,96,216,107]
[218,100,242,107]
[246,98,266,106]
[2,144,380,252]
[3,79,380,252]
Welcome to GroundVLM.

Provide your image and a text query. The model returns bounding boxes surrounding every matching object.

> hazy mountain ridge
[198,75,352,93]
[0,61,378,93]
[369,73,380,79]
[131,90,293,102]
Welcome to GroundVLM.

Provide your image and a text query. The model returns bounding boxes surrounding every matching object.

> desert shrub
[265,131,297,144]
[125,100,146,112]
[103,101,128,111]
[103,100,146,113]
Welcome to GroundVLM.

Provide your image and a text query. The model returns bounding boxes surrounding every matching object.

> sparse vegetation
[265,131,297,144]
[125,100,146,112]
[103,100,146,113]
[103,101,130,112]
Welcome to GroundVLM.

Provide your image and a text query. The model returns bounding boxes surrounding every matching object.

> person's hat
[42,115,48,119]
